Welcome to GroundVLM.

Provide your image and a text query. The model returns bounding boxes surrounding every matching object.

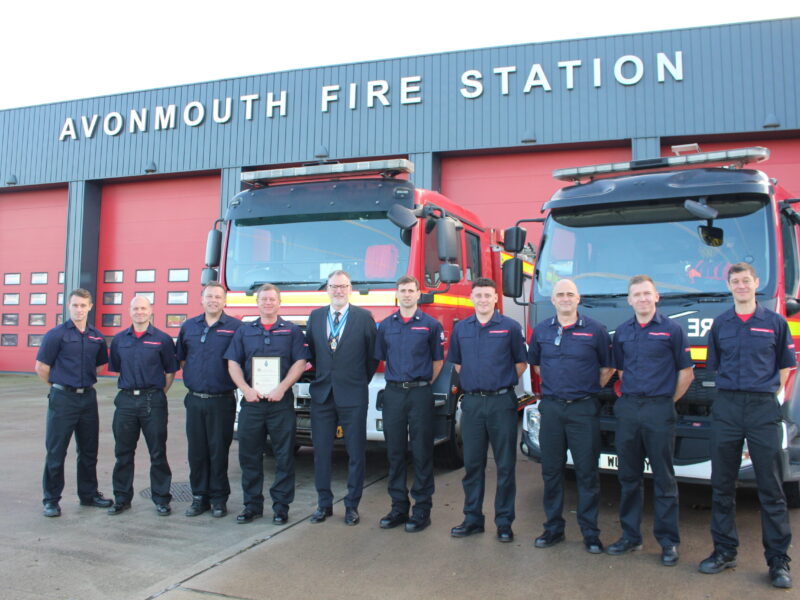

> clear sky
[1,0,796,110]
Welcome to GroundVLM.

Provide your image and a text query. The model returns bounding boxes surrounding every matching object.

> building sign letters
[59,51,683,141]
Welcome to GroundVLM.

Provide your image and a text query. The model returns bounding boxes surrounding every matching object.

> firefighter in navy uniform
[107,295,179,516]
[374,275,444,533]
[528,279,614,554]
[176,282,242,518]
[225,283,309,525]
[699,263,794,589]
[35,288,113,517]
[447,277,527,543]
[607,274,694,566]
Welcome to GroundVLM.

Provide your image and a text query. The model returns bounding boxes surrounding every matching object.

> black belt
[121,388,160,396]
[52,383,93,394]
[718,390,775,399]
[189,390,235,399]
[545,394,594,405]
[387,380,430,389]
[466,388,510,396]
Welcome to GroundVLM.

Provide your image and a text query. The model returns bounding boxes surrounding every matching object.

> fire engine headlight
[525,404,541,445]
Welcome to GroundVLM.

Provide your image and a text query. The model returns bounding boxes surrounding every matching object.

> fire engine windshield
[224,211,410,291]
[535,196,774,297]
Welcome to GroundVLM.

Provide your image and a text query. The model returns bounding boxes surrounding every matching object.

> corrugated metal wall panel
[0,18,798,188]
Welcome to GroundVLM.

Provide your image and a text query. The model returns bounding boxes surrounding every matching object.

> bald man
[528,279,614,554]
[107,296,179,516]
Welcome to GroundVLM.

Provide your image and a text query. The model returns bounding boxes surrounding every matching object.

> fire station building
[1,18,798,372]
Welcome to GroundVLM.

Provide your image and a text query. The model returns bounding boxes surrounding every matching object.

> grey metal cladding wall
[0,18,798,189]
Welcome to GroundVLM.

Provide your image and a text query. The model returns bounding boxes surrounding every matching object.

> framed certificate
[252,356,280,392]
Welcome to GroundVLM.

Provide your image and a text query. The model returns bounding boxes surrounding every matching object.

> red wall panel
[95,176,221,353]
[440,147,631,243]
[0,188,68,372]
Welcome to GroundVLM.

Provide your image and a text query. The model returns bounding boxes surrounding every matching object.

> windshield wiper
[659,292,730,301]
[248,280,324,292]
[579,293,629,299]
[316,280,396,291]
[578,293,629,307]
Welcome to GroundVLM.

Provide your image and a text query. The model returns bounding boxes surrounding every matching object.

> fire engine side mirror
[787,299,800,317]
[503,227,527,253]
[201,267,219,286]
[205,228,222,267]
[387,204,418,230]
[437,217,459,261]
[502,257,524,298]
[439,263,461,284]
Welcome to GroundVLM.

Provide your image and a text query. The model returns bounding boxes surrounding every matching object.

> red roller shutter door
[0,188,68,372]
[96,176,221,361]
[440,148,633,242]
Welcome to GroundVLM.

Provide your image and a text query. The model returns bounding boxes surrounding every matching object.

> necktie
[329,311,341,350]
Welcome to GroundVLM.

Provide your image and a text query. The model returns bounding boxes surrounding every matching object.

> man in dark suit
[306,270,379,526]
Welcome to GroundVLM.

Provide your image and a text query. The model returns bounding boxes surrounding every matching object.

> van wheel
[784,481,800,509]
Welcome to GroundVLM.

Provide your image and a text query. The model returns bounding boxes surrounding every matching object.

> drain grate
[140,482,194,502]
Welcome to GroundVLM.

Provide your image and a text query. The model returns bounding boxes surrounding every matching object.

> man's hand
[264,386,286,402]
[242,387,261,403]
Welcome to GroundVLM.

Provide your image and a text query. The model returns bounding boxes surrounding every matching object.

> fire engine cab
[503,146,800,506]
[202,159,530,468]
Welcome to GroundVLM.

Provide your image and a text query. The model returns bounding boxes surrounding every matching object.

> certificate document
[252,356,281,391]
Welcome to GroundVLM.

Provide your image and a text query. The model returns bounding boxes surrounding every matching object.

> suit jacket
[306,304,379,407]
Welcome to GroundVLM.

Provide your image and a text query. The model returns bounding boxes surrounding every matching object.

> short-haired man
[607,275,694,566]
[528,279,614,553]
[225,283,309,525]
[699,263,794,589]
[176,282,242,518]
[374,275,444,532]
[35,288,113,517]
[107,295,179,516]
[447,277,527,543]
[305,270,379,526]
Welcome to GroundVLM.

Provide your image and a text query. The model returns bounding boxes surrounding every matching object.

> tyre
[434,395,463,469]
[784,481,800,509]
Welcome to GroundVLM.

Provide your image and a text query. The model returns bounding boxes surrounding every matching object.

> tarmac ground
[1,373,797,599]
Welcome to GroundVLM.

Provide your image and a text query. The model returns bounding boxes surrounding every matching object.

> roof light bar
[242,159,414,185]
[552,147,770,182]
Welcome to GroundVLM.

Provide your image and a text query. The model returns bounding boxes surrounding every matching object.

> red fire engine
[202,159,531,468]
[504,146,800,506]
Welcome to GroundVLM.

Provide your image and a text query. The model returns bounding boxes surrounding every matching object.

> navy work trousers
[710,390,791,564]
[460,392,518,528]
[382,384,435,516]
[185,392,236,505]
[238,396,296,513]
[538,395,601,539]
[42,387,101,504]
[111,389,172,505]
[613,394,680,548]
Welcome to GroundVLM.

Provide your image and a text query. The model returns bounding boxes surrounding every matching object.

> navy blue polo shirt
[223,317,310,386]
[447,311,527,392]
[36,320,109,388]
[375,309,445,382]
[528,314,612,400]
[176,312,242,394]
[612,311,693,397]
[706,305,796,393]
[109,325,179,389]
